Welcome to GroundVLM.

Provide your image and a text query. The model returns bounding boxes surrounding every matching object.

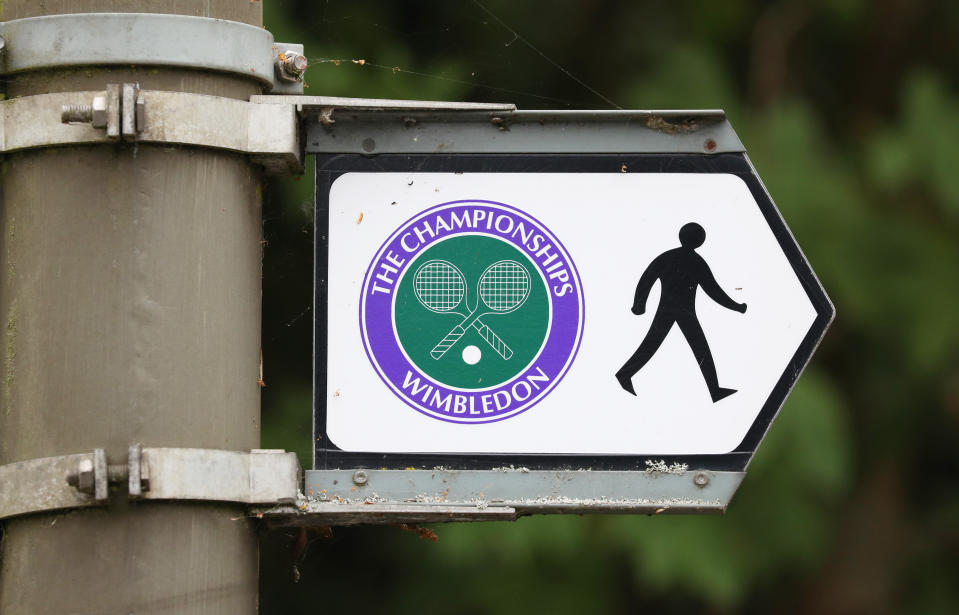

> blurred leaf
[867,71,959,217]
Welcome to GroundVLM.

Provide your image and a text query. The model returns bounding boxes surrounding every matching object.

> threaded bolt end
[61,104,94,124]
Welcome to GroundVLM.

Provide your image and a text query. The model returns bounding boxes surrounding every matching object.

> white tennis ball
[462,345,482,365]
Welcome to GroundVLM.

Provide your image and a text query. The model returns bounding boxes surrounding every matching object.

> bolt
[60,95,108,128]
[693,472,710,488]
[704,138,717,152]
[277,50,308,82]
[106,464,128,483]
[67,456,147,494]
[352,470,369,486]
[361,137,376,153]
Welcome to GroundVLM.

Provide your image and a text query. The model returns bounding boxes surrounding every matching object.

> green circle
[394,235,549,390]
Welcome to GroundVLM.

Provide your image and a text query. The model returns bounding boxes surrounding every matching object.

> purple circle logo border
[359,199,585,424]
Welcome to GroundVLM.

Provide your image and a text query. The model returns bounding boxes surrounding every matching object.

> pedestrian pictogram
[616,222,747,402]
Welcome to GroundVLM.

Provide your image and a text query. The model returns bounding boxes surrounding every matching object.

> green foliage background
[258,1,959,613]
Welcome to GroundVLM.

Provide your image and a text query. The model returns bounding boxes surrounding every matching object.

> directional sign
[307,106,834,514]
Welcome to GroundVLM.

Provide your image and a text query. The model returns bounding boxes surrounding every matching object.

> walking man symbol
[616,222,747,402]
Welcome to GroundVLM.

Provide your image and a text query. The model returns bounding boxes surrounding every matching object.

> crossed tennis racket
[412,259,532,360]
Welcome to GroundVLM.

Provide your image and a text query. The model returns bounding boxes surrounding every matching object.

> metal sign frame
[305,103,834,515]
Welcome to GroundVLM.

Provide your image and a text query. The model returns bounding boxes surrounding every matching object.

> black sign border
[314,153,834,472]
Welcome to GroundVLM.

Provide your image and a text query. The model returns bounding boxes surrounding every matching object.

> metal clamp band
[0,447,301,521]
[0,87,302,174]
[0,13,305,94]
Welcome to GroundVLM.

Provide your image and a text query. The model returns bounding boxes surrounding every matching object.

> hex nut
[77,458,95,494]
[91,95,108,129]
[693,472,710,488]
[352,470,369,486]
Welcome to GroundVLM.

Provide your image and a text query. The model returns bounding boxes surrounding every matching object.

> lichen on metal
[290,468,746,521]
[644,460,689,475]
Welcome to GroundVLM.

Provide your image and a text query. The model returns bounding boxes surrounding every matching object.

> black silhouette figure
[616,222,747,402]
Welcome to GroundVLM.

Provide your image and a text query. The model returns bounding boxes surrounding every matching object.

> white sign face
[325,172,818,455]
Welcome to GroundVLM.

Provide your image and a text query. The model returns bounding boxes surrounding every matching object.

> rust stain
[645,116,699,135]
[258,350,265,388]
[620,163,628,173]
[398,524,439,542]
[357,212,364,224]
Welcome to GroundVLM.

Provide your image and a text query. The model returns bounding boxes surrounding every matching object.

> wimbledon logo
[360,200,584,424]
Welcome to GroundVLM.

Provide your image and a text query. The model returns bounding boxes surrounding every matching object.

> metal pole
[1,2,264,613]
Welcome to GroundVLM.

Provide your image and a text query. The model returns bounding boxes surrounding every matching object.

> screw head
[352,470,369,486]
[693,472,709,488]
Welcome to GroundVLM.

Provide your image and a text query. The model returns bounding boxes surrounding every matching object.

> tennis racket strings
[413,260,466,312]
[479,260,531,312]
